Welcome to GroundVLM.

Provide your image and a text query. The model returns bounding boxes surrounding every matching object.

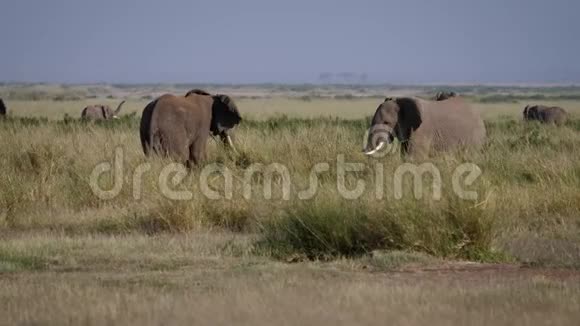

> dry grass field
[1,84,580,325]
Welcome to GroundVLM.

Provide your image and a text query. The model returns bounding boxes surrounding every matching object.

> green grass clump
[260,190,496,261]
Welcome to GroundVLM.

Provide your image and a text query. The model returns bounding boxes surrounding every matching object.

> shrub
[259,192,496,260]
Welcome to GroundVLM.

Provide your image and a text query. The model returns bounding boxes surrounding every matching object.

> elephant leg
[158,129,189,165]
[407,134,431,159]
[170,143,189,166]
[187,138,207,168]
[141,136,151,156]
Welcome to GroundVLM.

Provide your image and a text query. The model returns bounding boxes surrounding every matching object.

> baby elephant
[523,105,568,126]
[81,100,126,120]
[140,89,242,167]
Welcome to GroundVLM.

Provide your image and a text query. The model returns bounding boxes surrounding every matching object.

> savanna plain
[1,84,580,325]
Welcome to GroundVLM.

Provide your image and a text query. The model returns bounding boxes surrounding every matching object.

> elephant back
[419,97,486,150]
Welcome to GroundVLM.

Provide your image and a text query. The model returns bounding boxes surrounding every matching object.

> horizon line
[2,81,580,88]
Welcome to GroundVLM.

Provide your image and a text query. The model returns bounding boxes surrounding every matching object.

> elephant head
[364,97,421,155]
[524,105,539,120]
[210,94,242,152]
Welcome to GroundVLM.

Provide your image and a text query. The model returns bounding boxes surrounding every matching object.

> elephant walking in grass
[81,100,126,120]
[364,97,486,157]
[140,89,242,167]
[0,98,6,116]
[523,105,568,126]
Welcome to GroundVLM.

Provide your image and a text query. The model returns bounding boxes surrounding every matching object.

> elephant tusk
[226,135,239,154]
[364,142,386,155]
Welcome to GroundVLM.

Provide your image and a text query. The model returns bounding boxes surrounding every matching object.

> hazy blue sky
[1,0,578,83]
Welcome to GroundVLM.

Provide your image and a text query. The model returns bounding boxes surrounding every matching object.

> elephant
[364,96,486,156]
[81,100,126,120]
[434,91,457,101]
[523,105,567,125]
[140,89,242,167]
[0,98,6,116]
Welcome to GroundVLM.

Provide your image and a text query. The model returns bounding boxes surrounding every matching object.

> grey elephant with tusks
[140,89,242,167]
[81,100,126,120]
[364,97,486,157]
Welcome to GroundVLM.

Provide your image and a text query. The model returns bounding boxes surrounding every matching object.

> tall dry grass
[1,108,579,264]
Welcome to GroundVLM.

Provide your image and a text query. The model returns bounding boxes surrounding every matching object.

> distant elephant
[81,100,126,120]
[0,98,6,116]
[140,89,242,167]
[434,91,457,101]
[523,105,567,126]
[364,97,486,156]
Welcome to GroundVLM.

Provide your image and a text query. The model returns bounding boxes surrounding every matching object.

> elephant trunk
[363,124,394,156]
[113,100,126,116]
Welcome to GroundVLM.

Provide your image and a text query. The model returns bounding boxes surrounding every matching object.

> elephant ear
[396,97,422,132]
[211,94,242,135]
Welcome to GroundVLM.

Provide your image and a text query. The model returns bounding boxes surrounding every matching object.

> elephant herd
[362,94,570,156]
[136,90,484,165]
[0,91,571,166]
[76,90,241,167]
[134,90,566,164]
